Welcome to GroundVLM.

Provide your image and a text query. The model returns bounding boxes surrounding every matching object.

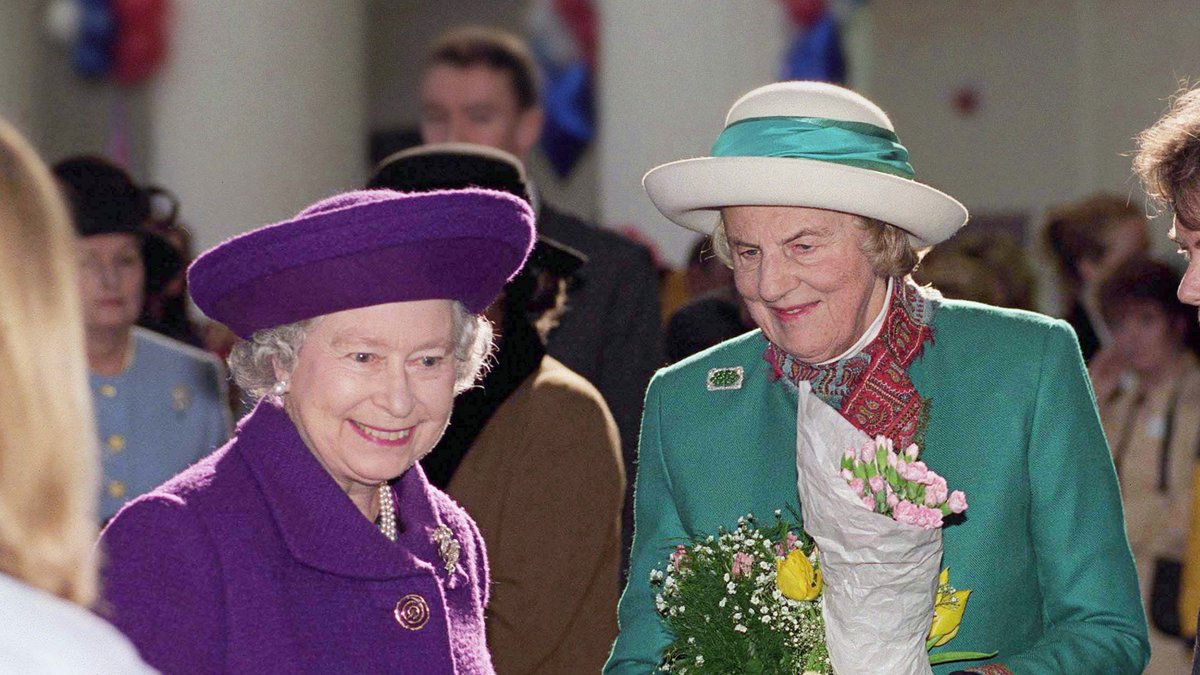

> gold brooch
[432,525,460,575]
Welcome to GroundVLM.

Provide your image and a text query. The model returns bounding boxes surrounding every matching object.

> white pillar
[597,0,787,267]
[0,3,40,136]
[150,0,367,254]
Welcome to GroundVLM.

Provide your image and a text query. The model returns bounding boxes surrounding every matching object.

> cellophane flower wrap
[651,512,832,673]
[794,381,942,675]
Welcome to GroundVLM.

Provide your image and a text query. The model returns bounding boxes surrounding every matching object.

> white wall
[0,2,40,136]
[597,0,789,267]
[862,0,1200,219]
[151,0,368,254]
[597,0,1200,269]
[857,0,1200,308]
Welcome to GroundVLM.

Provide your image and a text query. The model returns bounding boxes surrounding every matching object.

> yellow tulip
[776,549,822,601]
[927,567,971,648]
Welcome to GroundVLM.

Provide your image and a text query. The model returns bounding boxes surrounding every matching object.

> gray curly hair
[228,301,494,401]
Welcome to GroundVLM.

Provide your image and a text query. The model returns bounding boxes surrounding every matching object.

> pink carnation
[860,440,877,463]
[876,435,894,453]
[920,505,944,529]
[843,448,855,462]
[923,473,948,506]
[731,552,753,577]
[899,460,929,483]
[948,490,968,514]
[886,489,900,508]
[671,545,688,571]
[774,532,801,557]
[862,494,876,511]
[840,468,853,481]
[893,499,922,526]
[849,477,865,497]
[904,443,920,460]
[887,451,899,468]
[868,475,885,493]
[896,500,945,529]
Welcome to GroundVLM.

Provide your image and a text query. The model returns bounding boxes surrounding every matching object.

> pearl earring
[272,380,288,397]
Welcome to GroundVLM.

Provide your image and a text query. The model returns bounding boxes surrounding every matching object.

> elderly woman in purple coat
[98,188,534,673]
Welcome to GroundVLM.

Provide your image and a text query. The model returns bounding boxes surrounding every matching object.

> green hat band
[711,115,915,179]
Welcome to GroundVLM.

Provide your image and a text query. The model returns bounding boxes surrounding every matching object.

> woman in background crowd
[664,236,754,363]
[1091,256,1200,674]
[0,120,153,671]
[100,187,533,672]
[1042,194,1148,361]
[914,229,1037,311]
[54,156,231,522]
[370,143,626,673]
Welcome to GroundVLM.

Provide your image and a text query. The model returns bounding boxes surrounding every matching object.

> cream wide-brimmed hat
[643,81,968,248]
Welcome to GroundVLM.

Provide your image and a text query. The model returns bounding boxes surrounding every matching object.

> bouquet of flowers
[795,381,948,674]
[651,511,832,674]
[839,436,969,528]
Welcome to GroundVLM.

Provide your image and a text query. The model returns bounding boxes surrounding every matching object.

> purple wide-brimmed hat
[188,188,534,338]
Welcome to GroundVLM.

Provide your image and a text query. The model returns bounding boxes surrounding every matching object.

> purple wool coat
[98,401,493,674]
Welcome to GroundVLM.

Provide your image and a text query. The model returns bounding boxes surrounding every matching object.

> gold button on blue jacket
[91,327,232,521]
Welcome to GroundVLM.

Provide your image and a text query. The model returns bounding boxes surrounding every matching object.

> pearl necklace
[377,483,397,542]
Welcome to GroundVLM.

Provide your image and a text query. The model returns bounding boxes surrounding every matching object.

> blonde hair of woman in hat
[98,188,534,673]
[605,82,1147,674]
[0,120,154,671]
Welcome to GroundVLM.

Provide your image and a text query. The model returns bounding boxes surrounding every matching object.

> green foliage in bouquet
[651,512,831,674]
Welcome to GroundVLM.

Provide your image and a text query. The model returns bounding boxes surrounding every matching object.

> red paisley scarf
[766,279,935,448]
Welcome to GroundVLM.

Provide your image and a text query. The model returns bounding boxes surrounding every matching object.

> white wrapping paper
[794,382,941,675]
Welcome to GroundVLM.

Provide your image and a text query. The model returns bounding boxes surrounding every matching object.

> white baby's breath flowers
[650,513,830,673]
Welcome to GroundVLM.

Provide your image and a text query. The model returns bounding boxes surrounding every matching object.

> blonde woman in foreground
[0,119,154,673]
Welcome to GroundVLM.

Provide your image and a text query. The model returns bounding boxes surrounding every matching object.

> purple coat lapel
[239,402,468,590]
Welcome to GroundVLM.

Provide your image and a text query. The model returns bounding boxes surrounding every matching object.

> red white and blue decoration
[779,0,867,84]
[46,0,170,85]
[526,0,597,178]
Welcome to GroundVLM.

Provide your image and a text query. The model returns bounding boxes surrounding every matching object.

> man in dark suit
[419,26,663,574]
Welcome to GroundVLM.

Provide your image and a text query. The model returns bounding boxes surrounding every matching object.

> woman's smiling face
[723,205,888,363]
[279,299,459,500]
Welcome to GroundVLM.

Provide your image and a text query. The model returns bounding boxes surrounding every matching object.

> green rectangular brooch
[706,366,744,391]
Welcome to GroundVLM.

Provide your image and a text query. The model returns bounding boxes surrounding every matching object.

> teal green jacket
[605,300,1149,674]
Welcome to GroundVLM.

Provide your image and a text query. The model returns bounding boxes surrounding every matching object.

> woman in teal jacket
[605,82,1148,674]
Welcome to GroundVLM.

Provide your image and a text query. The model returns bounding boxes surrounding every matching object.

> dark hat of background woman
[368,142,585,278]
[52,155,182,293]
